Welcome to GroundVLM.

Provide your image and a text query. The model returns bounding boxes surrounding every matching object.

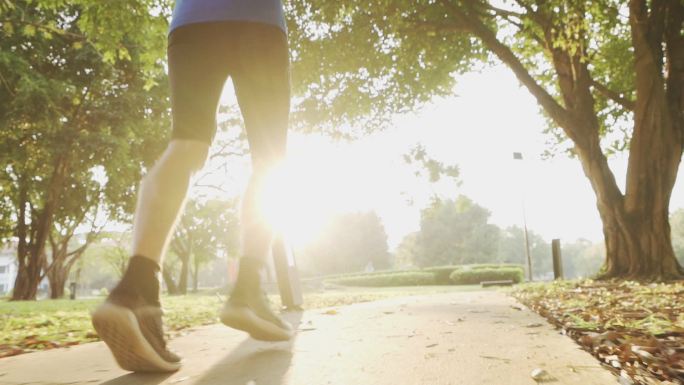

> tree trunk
[48,267,66,299]
[12,158,68,300]
[178,254,189,295]
[600,208,682,279]
[13,268,42,300]
[592,0,684,280]
[458,0,684,281]
[193,256,200,292]
[572,102,683,280]
[162,269,180,295]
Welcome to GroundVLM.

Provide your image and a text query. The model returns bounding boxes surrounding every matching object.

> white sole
[92,303,181,372]
[219,304,293,342]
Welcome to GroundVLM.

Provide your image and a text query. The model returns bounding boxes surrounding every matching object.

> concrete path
[0,290,617,385]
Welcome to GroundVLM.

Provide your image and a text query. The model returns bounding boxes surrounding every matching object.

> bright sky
[199,64,684,251]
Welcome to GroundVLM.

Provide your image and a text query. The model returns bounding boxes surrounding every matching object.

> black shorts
[168,21,290,165]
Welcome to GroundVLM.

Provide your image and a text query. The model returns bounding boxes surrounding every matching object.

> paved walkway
[0,290,617,385]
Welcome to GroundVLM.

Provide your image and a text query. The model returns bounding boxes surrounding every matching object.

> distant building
[0,241,49,296]
[0,245,17,295]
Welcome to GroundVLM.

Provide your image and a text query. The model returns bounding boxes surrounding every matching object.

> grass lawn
[514,280,684,385]
[0,284,483,358]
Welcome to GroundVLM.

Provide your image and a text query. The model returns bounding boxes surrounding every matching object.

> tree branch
[442,0,575,131]
[664,0,684,141]
[591,80,636,111]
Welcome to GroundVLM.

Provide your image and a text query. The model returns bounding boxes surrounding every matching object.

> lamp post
[513,152,533,281]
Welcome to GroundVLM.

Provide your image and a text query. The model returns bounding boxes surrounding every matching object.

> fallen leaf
[480,355,511,363]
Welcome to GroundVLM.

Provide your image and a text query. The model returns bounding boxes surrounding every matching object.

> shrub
[422,266,463,285]
[327,272,436,287]
[469,263,525,271]
[450,267,524,285]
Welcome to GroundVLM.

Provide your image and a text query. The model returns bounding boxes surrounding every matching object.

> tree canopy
[287,0,684,279]
[0,0,173,299]
[414,196,499,267]
[298,211,391,275]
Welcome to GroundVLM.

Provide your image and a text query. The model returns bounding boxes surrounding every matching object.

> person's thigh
[230,22,290,169]
[168,23,234,144]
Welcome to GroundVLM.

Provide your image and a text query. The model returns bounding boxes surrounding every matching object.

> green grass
[0,285,484,357]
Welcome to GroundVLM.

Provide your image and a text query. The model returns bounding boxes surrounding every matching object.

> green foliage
[449,267,524,285]
[559,239,605,279]
[286,0,487,136]
[400,194,604,279]
[298,211,391,275]
[167,199,240,292]
[327,272,436,287]
[469,263,525,270]
[0,0,173,298]
[422,265,462,285]
[287,0,634,150]
[671,209,684,265]
[423,263,525,284]
[325,263,522,286]
[498,226,552,279]
[394,231,419,269]
[414,196,500,267]
[403,144,460,183]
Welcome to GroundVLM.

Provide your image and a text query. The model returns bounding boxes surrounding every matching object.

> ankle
[109,255,161,307]
[231,257,265,298]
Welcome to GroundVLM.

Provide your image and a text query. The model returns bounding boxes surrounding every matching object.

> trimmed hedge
[449,267,524,285]
[327,272,436,287]
[322,264,525,287]
[422,266,463,285]
[469,263,525,271]
[422,264,525,284]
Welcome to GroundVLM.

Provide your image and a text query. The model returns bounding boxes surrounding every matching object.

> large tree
[415,196,500,267]
[0,0,172,299]
[45,199,102,299]
[165,199,240,294]
[288,1,684,279]
[299,211,391,275]
[497,225,549,278]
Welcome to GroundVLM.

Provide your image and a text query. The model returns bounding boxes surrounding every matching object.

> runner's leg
[94,23,231,371]
[219,22,293,341]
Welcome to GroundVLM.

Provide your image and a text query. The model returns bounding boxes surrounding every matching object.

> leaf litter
[514,280,684,384]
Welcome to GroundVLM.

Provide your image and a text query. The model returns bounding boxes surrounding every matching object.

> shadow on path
[193,311,303,385]
[101,311,303,385]
[100,372,173,385]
